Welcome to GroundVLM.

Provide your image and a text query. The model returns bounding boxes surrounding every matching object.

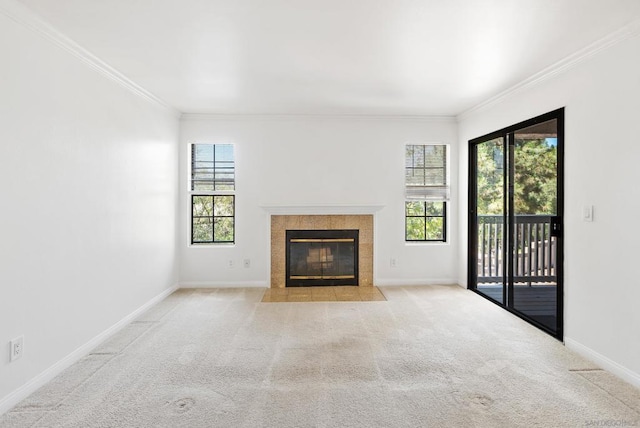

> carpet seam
[575,372,640,416]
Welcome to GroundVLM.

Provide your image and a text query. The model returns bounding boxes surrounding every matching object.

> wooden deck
[476,215,558,284]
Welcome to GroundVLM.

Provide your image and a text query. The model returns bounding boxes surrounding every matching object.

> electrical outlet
[10,336,23,362]
[228,259,234,268]
[390,258,397,268]
[243,259,251,268]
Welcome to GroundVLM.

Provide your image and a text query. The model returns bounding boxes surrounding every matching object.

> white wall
[179,116,458,287]
[0,11,180,407]
[457,34,640,385]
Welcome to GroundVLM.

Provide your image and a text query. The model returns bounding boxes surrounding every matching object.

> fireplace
[286,230,359,287]
[269,214,374,288]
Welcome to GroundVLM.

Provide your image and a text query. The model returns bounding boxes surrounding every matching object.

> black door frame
[468,108,564,340]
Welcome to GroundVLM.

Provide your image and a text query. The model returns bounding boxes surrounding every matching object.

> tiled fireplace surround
[270,214,374,288]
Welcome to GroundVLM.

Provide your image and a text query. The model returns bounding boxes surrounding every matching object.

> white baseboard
[180,280,458,288]
[375,278,459,286]
[179,281,268,288]
[0,283,179,416]
[565,337,640,389]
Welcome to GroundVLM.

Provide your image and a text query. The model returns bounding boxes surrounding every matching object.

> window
[405,201,446,241]
[405,144,449,242]
[191,144,234,191]
[190,144,235,244]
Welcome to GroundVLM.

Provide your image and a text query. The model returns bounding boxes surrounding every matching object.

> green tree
[405,201,445,241]
[476,138,556,215]
[476,139,504,215]
[514,139,557,214]
[192,195,234,243]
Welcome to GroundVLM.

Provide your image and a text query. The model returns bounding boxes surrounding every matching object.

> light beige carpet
[1,285,639,427]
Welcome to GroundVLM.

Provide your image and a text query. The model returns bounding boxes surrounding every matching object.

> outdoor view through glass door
[469,109,564,339]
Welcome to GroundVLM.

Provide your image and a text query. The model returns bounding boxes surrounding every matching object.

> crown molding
[180,113,457,123]
[457,17,640,122]
[0,0,180,117]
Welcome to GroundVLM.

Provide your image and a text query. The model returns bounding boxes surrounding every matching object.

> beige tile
[287,294,313,302]
[262,294,287,302]
[288,288,312,296]
[334,286,359,295]
[270,214,375,289]
[359,294,386,301]
[343,215,365,230]
[300,216,316,229]
[359,288,387,301]
[262,286,386,302]
[271,215,285,230]
[359,255,373,267]
[312,294,337,301]
[328,215,346,229]
[270,277,283,288]
[360,277,373,287]
[336,293,360,301]
[360,243,373,257]
[311,287,334,296]
[360,273,373,287]
[359,227,373,244]
[285,217,302,229]
[272,246,283,257]
[315,216,331,229]
[360,261,373,274]
[343,218,358,230]
[336,294,361,301]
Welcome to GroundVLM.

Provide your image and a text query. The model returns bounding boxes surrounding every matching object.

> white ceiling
[15,0,640,116]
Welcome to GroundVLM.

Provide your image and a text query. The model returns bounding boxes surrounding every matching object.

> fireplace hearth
[286,230,359,287]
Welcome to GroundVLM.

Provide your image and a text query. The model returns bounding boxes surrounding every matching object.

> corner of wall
[0,284,178,416]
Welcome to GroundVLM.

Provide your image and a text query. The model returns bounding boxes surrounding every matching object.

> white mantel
[260,204,385,215]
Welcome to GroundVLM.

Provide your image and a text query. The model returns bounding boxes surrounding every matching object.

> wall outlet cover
[10,336,24,362]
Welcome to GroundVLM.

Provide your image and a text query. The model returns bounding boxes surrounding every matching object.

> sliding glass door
[472,137,506,304]
[469,109,564,339]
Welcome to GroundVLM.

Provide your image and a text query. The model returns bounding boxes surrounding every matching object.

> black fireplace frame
[285,229,359,287]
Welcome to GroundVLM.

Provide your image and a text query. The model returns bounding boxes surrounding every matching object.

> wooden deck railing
[477,215,557,284]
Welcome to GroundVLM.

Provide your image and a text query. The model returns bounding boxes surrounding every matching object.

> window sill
[189,243,236,248]
[405,241,449,246]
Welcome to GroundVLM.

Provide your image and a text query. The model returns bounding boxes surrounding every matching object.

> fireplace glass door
[286,230,358,286]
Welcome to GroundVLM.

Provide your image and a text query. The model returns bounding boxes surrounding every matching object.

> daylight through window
[190,144,235,244]
[405,144,449,242]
